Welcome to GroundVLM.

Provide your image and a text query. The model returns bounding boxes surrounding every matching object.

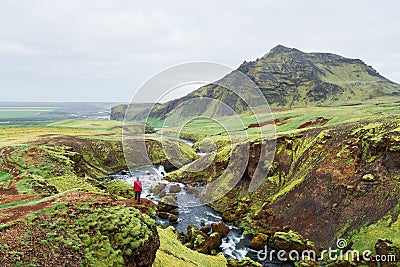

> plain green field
[0,107,57,118]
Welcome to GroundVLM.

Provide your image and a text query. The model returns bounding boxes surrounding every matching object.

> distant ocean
[0,102,123,126]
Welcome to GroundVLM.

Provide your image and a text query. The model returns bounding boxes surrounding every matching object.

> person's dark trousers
[135,191,141,204]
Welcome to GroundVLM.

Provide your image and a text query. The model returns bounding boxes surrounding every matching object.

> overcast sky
[0,0,399,102]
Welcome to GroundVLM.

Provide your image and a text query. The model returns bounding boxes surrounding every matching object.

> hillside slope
[166,115,400,253]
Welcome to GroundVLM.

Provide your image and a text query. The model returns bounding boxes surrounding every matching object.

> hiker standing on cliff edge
[134,177,142,204]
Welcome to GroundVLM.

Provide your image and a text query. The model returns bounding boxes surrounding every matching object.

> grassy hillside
[0,119,215,266]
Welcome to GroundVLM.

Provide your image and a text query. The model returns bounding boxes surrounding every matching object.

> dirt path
[0,199,56,224]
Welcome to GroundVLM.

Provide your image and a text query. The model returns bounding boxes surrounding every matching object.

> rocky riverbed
[110,166,291,266]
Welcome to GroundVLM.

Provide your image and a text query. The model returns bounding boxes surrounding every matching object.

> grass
[46,175,103,194]
[158,101,400,143]
[153,227,227,267]
[0,189,77,211]
[0,126,113,145]
[48,119,123,130]
[350,216,400,254]
[0,107,56,119]
[0,119,155,145]
[0,172,12,182]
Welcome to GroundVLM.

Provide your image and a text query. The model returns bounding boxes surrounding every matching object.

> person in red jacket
[133,177,142,204]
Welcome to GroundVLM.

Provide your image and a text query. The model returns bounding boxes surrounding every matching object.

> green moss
[350,216,400,254]
[0,172,12,182]
[272,230,304,247]
[153,227,227,267]
[28,204,158,266]
[47,175,103,193]
[140,137,199,168]
[362,173,375,181]
[102,180,134,199]
[194,234,206,247]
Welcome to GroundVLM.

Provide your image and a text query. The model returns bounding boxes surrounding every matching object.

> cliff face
[110,103,155,121]
[110,104,128,120]
[114,45,400,121]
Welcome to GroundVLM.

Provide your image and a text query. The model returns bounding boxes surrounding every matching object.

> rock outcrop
[184,224,225,255]
[211,221,230,237]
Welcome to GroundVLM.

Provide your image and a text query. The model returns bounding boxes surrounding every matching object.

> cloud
[0,0,399,101]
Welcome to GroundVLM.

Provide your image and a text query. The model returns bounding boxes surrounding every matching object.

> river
[110,134,292,266]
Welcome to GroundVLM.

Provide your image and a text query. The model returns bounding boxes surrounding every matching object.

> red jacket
[134,180,142,192]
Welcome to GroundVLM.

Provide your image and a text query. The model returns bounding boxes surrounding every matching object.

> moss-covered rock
[124,136,199,171]
[227,257,263,267]
[211,221,230,237]
[270,230,306,252]
[154,226,227,267]
[249,232,269,250]
[185,225,209,253]
[208,232,222,251]
[294,259,319,267]
[362,173,375,182]
[166,119,400,256]
[102,179,134,199]
[27,202,159,266]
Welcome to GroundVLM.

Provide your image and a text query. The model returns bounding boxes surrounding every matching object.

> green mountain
[237,45,400,107]
[112,45,400,121]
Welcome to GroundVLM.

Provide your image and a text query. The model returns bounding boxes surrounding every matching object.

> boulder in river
[159,189,167,198]
[207,232,222,251]
[184,185,199,196]
[158,195,178,212]
[249,232,269,250]
[166,193,177,199]
[169,209,179,215]
[157,212,169,219]
[150,183,166,195]
[168,214,178,223]
[211,221,230,237]
[200,225,211,234]
[186,225,209,253]
[169,184,182,193]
